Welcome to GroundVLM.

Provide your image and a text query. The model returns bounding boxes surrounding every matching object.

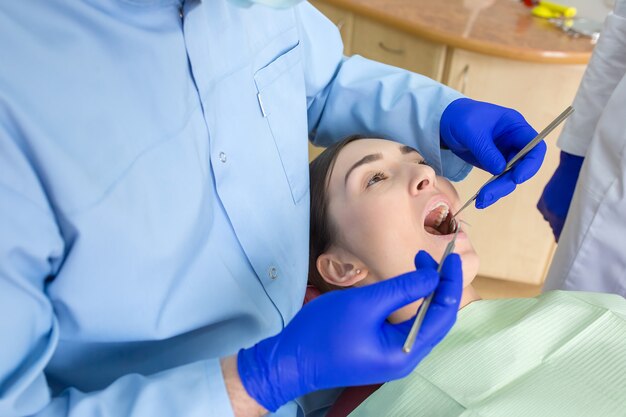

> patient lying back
[308,137,626,417]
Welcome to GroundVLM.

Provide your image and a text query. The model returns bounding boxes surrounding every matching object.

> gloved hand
[237,251,463,412]
[537,151,584,242]
[440,98,546,208]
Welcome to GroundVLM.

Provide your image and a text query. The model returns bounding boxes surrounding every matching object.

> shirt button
[219,152,227,163]
[268,266,279,280]
[179,7,183,18]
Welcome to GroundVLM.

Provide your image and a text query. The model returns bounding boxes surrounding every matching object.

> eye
[416,159,430,166]
[366,171,387,188]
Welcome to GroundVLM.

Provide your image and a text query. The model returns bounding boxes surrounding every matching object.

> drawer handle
[378,41,405,55]
[460,64,470,95]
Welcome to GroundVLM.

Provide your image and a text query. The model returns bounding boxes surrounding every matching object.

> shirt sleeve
[295,2,471,182]
[0,127,235,417]
[557,5,626,157]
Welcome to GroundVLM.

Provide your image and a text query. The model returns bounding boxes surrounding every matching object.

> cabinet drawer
[351,16,446,81]
[445,49,586,285]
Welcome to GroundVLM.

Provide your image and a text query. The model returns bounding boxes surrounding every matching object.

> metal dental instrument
[450,106,575,222]
[403,225,461,353]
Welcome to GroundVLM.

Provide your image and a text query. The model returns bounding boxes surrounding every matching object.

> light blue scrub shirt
[0,1,469,416]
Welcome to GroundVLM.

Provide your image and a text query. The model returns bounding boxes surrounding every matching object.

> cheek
[341,204,423,275]
[345,210,398,256]
[358,226,437,280]
[439,177,460,199]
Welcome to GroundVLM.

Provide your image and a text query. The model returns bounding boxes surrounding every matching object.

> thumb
[414,250,438,270]
[416,253,463,345]
[362,264,439,320]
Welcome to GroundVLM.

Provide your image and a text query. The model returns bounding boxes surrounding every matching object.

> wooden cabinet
[350,16,447,82]
[308,0,589,285]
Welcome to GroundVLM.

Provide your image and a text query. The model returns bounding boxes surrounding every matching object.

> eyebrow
[344,153,383,185]
[343,145,421,185]
[400,145,418,155]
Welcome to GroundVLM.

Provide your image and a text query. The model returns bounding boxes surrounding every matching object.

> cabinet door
[310,0,354,55]
[351,15,447,82]
[444,49,586,285]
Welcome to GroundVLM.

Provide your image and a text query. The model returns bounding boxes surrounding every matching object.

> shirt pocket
[253,41,309,204]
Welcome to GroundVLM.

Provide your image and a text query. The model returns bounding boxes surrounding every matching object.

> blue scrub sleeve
[296,2,471,182]
[0,131,234,417]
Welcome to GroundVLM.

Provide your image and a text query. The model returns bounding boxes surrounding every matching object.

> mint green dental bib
[349,291,626,417]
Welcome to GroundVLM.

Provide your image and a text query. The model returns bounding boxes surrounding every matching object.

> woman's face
[321,138,479,290]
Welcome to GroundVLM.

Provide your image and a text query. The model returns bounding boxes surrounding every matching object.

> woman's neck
[460,284,481,308]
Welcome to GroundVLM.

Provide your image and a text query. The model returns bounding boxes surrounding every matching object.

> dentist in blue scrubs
[0,0,545,416]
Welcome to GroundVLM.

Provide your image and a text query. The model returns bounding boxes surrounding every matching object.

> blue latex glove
[238,251,463,412]
[440,98,546,208]
[537,151,585,242]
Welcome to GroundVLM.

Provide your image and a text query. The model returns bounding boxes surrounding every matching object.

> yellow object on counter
[532,1,577,19]
[532,5,560,18]
[541,1,577,18]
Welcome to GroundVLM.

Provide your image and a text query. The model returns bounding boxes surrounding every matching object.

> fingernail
[477,194,492,208]
[514,172,528,184]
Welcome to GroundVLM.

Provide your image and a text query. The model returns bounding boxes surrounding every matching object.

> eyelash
[365,159,429,188]
[366,171,387,187]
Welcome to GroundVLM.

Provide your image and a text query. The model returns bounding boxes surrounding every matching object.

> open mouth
[424,201,457,236]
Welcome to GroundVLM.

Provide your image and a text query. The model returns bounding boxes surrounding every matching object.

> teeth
[429,201,450,212]
[450,217,458,233]
[435,209,448,227]
[428,202,449,227]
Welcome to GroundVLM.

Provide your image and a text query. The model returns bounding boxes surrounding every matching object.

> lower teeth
[449,218,457,233]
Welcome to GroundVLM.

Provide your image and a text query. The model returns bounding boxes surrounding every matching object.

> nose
[409,166,436,196]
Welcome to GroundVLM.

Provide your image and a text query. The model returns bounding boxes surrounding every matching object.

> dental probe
[450,106,575,221]
[403,225,460,353]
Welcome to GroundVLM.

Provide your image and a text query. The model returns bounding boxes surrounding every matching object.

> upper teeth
[429,201,449,227]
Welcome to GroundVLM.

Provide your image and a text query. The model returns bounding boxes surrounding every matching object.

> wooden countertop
[318,0,595,64]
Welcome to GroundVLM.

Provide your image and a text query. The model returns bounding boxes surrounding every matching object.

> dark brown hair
[308,135,368,293]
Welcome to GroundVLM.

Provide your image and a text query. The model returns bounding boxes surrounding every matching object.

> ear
[316,249,368,288]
